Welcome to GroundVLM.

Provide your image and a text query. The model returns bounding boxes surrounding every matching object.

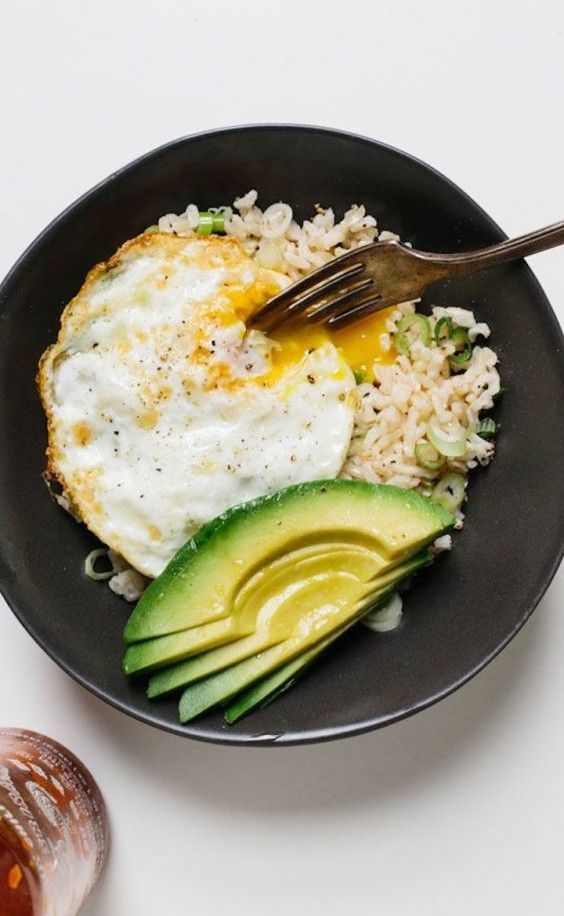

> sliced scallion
[363,593,403,633]
[432,473,466,512]
[353,368,367,385]
[434,316,454,344]
[477,417,499,440]
[448,326,472,370]
[427,417,468,458]
[197,212,214,236]
[394,314,431,355]
[84,548,114,581]
[212,211,225,232]
[414,440,445,472]
[197,210,225,236]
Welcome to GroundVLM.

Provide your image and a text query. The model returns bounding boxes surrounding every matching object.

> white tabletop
[2,2,563,913]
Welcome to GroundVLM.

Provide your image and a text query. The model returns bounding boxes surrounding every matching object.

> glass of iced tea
[0,728,109,915]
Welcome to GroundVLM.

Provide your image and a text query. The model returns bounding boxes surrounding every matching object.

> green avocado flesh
[178,551,429,723]
[124,480,453,644]
[122,480,453,724]
[135,544,372,677]
[223,632,341,724]
[148,549,427,699]
[123,616,248,676]
[223,568,429,725]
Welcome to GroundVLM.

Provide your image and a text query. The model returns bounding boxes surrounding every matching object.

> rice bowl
[5,125,556,743]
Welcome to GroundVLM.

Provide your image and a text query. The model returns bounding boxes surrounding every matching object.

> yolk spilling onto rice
[226,272,396,382]
[269,308,396,381]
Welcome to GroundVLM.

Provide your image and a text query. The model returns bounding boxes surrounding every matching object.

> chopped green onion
[197,212,214,236]
[197,210,225,236]
[451,325,470,347]
[363,593,403,633]
[477,417,499,440]
[434,316,454,344]
[427,417,468,458]
[414,440,445,472]
[449,351,473,369]
[434,318,473,368]
[493,386,506,402]
[432,473,466,512]
[84,548,114,581]
[448,326,472,370]
[353,368,367,385]
[213,212,225,232]
[394,314,431,355]
[144,224,159,234]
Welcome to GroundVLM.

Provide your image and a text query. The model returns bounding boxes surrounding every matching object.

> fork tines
[326,293,384,328]
[251,256,371,331]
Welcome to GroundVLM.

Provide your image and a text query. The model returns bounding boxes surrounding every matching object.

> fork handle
[424,220,564,276]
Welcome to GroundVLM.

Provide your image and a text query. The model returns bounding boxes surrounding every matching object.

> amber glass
[0,729,109,915]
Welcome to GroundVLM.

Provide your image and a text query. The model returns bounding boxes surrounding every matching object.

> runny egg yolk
[269,307,397,380]
[226,281,396,381]
[329,308,397,376]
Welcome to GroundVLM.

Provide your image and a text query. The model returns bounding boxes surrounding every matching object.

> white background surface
[1,2,563,913]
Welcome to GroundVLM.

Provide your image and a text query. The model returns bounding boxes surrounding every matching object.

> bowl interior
[1,126,563,745]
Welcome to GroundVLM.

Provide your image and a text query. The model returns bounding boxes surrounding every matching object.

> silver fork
[250,221,564,331]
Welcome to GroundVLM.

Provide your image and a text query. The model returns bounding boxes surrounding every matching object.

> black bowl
[1,125,563,746]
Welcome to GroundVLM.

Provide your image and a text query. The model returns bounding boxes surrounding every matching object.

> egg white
[39,234,356,578]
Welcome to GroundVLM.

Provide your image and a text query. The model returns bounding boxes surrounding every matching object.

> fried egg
[39,234,360,577]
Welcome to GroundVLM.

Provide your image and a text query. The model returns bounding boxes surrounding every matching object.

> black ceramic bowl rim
[1,124,563,746]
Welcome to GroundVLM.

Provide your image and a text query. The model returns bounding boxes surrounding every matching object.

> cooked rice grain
[342,303,500,495]
[158,189,386,281]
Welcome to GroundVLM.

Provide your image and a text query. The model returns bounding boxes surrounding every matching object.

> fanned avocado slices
[123,616,248,676]
[224,562,432,724]
[122,480,454,724]
[178,551,429,724]
[137,543,377,677]
[148,549,428,699]
[124,480,453,644]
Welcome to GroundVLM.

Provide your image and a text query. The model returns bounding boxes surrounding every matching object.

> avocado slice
[140,544,382,678]
[224,626,352,724]
[124,480,453,644]
[224,582,418,725]
[178,550,434,723]
[144,543,391,688]
[123,616,248,676]
[147,549,428,698]
[148,632,283,698]
[224,547,434,724]
[223,599,388,724]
